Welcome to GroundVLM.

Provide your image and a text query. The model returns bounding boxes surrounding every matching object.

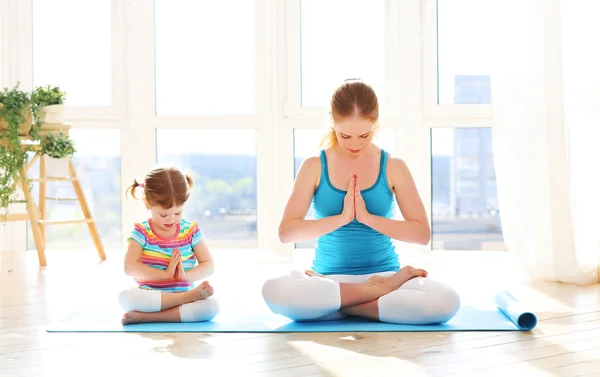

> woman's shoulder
[384,152,412,179]
[383,151,406,166]
[295,153,323,190]
[298,153,323,172]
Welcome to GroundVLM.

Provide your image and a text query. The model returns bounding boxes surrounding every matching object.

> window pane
[431,127,505,250]
[27,129,122,250]
[156,129,257,247]
[155,0,256,115]
[293,127,395,249]
[436,0,492,104]
[300,0,386,107]
[32,0,111,106]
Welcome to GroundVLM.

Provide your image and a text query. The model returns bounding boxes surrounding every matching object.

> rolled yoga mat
[494,291,538,331]
[47,291,537,333]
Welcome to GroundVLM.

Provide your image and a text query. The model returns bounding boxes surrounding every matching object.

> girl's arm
[123,239,177,280]
[176,239,215,282]
[278,156,349,243]
[361,158,431,245]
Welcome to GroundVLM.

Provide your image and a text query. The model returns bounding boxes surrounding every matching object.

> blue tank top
[310,149,400,275]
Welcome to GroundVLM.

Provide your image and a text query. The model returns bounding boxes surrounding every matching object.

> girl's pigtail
[125,179,143,200]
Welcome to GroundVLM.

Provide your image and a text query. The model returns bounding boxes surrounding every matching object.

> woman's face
[333,116,376,157]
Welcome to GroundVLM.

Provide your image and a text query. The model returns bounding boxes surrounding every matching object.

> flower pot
[0,104,33,136]
[43,155,70,178]
[38,104,65,124]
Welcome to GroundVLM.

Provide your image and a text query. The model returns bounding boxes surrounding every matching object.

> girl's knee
[117,288,138,312]
[117,288,161,312]
[179,297,220,322]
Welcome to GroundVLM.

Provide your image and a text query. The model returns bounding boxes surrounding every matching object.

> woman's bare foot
[366,266,428,296]
[305,270,325,278]
[191,281,214,300]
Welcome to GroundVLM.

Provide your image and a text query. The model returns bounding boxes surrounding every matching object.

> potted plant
[0,83,33,136]
[0,83,40,213]
[40,132,76,178]
[32,85,66,124]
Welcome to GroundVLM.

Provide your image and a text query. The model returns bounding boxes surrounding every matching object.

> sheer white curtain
[490,0,600,285]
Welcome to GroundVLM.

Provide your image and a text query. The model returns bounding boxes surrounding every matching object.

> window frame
[3,0,500,256]
[284,0,400,121]
[124,0,274,251]
[421,0,501,252]
[24,0,127,120]
[421,0,493,120]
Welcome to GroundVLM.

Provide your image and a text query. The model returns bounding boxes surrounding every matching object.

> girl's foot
[367,266,428,296]
[121,311,150,325]
[191,281,214,300]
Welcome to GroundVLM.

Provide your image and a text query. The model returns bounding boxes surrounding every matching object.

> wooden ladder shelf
[1,139,106,266]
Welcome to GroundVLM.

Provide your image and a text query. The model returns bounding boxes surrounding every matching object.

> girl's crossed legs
[118,281,220,324]
[262,267,460,324]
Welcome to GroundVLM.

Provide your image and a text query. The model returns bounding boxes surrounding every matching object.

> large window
[27,129,122,250]
[299,0,386,107]
[10,1,506,254]
[429,0,502,250]
[32,0,112,106]
[156,129,257,247]
[436,0,493,105]
[431,128,504,250]
[154,0,256,115]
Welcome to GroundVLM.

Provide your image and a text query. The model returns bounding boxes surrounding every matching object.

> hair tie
[138,182,145,188]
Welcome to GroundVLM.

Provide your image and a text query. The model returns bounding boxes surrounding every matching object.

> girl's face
[149,205,184,233]
[333,116,376,157]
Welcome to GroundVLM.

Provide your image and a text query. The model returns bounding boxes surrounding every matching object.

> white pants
[262,270,460,324]
[118,288,220,323]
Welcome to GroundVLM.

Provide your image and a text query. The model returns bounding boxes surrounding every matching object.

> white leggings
[118,288,220,323]
[262,270,461,324]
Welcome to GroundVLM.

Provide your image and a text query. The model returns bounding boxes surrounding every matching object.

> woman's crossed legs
[262,267,460,324]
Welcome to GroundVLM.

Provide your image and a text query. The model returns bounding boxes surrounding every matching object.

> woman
[262,79,460,324]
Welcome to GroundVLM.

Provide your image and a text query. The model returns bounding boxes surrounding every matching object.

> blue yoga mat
[46,291,536,333]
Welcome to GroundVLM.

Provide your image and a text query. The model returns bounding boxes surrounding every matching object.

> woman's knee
[261,271,310,307]
[430,281,461,323]
[379,277,461,324]
[261,272,341,321]
[415,278,460,323]
[261,276,287,306]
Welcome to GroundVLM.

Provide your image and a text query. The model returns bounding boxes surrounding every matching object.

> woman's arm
[360,158,431,245]
[278,156,350,243]
[123,239,176,280]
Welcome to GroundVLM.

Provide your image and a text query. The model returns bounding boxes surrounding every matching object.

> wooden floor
[1,248,599,377]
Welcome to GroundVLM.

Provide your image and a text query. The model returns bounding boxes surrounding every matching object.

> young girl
[117,166,219,325]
